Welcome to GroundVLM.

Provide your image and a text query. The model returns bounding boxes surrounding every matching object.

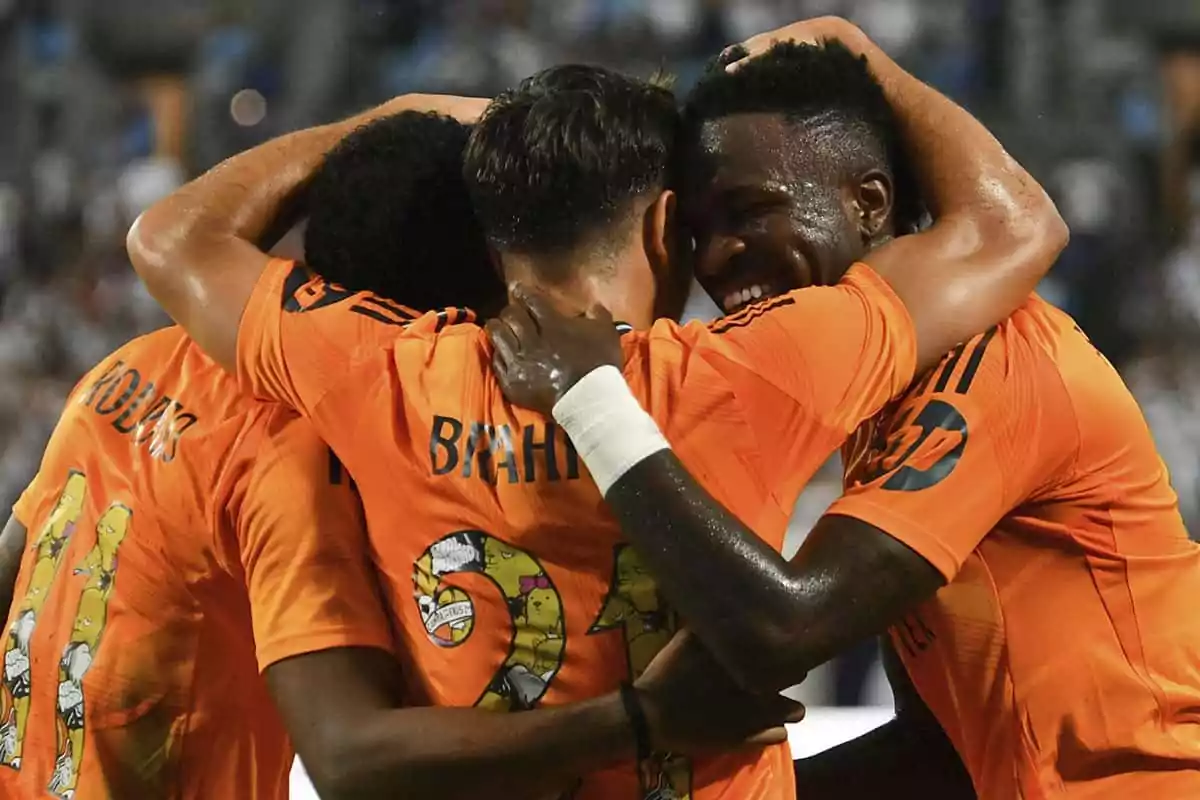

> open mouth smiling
[720,282,781,315]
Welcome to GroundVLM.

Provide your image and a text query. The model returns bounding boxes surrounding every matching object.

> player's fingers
[490,351,511,390]
[511,284,561,332]
[485,320,516,373]
[497,298,538,346]
[785,704,807,724]
[743,726,789,747]
[725,38,768,72]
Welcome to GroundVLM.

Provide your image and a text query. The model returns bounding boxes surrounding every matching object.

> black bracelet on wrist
[619,681,653,763]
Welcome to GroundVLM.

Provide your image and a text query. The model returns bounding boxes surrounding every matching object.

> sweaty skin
[487,17,1065,800]
[127,94,801,800]
[488,15,1064,691]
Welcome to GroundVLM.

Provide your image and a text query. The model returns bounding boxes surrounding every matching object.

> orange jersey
[235,258,917,800]
[832,296,1200,798]
[0,327,392,799]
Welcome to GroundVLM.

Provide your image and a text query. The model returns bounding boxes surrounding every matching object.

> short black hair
[463,64,679,270]
[304,111,504,314]
[683,40,923,232]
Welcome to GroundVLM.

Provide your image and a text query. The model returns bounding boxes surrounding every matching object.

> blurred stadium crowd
[0,0,1199,705]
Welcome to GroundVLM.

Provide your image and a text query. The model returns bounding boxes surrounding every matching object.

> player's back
[1003,300,1200,795]
[237,258,922,800]
[355,322,796,800]
[0,327,292,798]
[838,296,1200,798]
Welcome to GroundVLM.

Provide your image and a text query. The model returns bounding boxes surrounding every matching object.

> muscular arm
[813,20,1067,366]
[268,636,796,799]
[0,515,26,622]
[126,94,487,372]
[792,641,974,798]
[536,319,1039,696]
[268,648,631,800]
[602,450,941,691]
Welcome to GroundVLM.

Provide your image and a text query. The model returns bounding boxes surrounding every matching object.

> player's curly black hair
[463,65,680,273]
[682,40,924,233]
[304,111,505,315]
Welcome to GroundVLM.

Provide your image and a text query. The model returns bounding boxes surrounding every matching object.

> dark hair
[463,64,680,270]
[683,40,923,232]
[304,111,504,313]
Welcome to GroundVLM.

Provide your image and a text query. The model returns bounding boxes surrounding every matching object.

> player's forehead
[686,114,816,202]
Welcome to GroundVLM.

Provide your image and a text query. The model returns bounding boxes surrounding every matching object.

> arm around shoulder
[824,18,1069,368]
[127,94,488,372]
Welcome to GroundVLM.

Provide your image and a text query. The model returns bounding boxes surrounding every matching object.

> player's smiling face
[682,113,892,315]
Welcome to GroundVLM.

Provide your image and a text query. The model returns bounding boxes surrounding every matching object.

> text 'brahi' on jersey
[429,416,582,485]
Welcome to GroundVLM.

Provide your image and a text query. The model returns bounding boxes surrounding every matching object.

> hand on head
[724,16,862,73]
[486,284,624,416]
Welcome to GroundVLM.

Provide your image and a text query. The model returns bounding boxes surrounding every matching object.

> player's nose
[695,234,747,281]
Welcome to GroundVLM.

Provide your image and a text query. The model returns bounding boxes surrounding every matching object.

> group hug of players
[1,14,1197,800]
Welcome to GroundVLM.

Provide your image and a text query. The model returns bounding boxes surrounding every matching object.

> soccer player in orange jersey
[487,18,1200,799]
[127,19,1062,800]
[0,331,394,800]
[0,104,520,799]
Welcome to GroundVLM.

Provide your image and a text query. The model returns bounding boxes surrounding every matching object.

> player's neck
[502,256,655,329]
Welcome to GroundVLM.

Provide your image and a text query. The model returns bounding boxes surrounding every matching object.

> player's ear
[643,189,676,281]
[855,170,893,242]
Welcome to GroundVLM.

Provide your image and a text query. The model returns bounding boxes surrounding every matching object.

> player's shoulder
[628,263,907,356]
[217,402,349,525]
[88,324,188,373]
[239,404,331,474]
[1000,294,1122,401]
[1012,296,1158,451]
[274,255,487,358]
[910,295,1085,397]
[93,323,242,392]
[273,257,454,340]
[390,312,489,369]
[892,295,1105,446]
[72,324,236,415]
[278,259,421,322]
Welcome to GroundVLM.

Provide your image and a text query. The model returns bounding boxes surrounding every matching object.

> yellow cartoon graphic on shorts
[48,503,130,800]
[414,531,565,711]
[591,545,691,800]
[0,471,87,770]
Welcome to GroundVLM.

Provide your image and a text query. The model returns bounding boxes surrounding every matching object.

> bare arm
[480,441,954,793]
[601,451,941,691]
[0,515,25,622]
[486,298,941,691]
[268,637,797,800]
[267,648,631,800]
[848,22,1065,366]
[484,291,1046,695]
[740,18,1068,367]
[126,94,487,372]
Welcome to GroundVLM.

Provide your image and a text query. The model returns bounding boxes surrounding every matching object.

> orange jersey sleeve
[632,263,918,496]
[236,257,457,412]
[224,405,394,670]
[829,317,1078,580]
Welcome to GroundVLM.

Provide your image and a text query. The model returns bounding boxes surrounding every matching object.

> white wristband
[552,365,670,495]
